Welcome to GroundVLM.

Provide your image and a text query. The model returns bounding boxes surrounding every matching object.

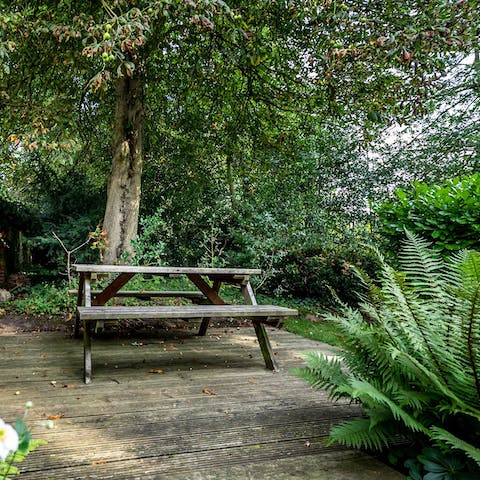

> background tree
[0,0,478,263]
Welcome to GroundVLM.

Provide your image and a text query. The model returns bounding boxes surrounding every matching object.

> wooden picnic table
[73,264,297,383]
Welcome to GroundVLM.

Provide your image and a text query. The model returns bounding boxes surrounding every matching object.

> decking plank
[0,328,403,479]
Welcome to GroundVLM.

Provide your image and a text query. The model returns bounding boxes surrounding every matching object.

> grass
[283,316,343,347]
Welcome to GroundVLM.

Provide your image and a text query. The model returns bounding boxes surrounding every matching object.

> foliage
[133,193,379,306]
[296,231,480,467]
[405,447,480,480]
[130,208,171,266]
[260,233,380,307]
[8,284,75,316]
[368,54,480,198]
[375,174,480,255]
[0,0,477,261]
[0,198,38,235]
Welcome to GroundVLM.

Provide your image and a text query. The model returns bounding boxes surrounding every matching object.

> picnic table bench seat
[76,304,296,321]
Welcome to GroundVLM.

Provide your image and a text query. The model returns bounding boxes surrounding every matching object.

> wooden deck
[0,326,404,479]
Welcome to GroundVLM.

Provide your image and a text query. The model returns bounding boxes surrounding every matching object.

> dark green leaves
[375,174,480,255]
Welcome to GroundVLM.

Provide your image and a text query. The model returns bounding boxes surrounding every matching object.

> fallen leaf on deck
[92,459,106,466]
[148,369,164,374]
[202,388,216,395]
[248,377,255,384]
[47,414,64,420]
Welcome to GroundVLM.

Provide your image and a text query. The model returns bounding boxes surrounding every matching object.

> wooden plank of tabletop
[73,264,262,275]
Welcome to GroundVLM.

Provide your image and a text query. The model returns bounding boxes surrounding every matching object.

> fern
[295,351,349,399]
[400,231,446,300]
[297,232,480,466]
[429,427,480,465]
[328,418,392,451]
[345,378,428,433]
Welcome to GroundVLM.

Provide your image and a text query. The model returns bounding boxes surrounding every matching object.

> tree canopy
[1,0,478,262]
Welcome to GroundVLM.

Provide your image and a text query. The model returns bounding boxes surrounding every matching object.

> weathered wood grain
[77,305,298,320]
[73,264,262,276]
[0,328,404,479]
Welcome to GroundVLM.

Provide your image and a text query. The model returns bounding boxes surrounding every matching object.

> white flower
[0,419,19,462]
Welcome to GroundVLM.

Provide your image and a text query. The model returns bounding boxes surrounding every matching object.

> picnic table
[73,264,298,383]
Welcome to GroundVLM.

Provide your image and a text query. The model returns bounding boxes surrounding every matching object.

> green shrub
[375,174,480,255]
[9,283,75,315]
[261,240,380,307]
[296,231,480,470]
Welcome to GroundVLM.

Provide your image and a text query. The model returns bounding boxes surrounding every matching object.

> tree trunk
[102,69,144,264]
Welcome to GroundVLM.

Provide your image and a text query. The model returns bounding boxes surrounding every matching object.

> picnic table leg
[241,282,257,305]
[197,279,222,336]
[198,317,210,336]
[240,282,278,370]
[253,320,279,371]
[74,273,85,339]
[83,321,93,384]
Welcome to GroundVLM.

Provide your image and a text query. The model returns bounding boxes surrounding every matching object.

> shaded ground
[0,312,71,333]
[0,309,253,335]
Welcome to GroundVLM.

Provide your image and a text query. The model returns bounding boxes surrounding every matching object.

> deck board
[0,327,404,479]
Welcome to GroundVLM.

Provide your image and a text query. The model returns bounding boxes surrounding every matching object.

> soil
[0,311,73,334]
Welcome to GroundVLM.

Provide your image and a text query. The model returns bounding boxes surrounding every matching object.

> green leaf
[14,418,32,452]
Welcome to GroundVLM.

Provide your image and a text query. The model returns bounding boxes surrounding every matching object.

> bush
[9,283,75,315]
[261,238,380,307]
[296,231,480,471]
[375,174,480,255]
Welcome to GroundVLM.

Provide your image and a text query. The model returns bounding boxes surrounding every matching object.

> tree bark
[102,69,144,264]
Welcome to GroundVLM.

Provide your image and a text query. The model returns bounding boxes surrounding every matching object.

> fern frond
[344,378,428,434]
[328,418,391,451]
[350,264,384,320]
[392,388,430,411]
[400,230,446,300]
[381,261,454,383]
[331,316,400,383]
[296,351,350,399]
[390,347,480,418]
[429,426,480,465]
[454,250,480,400]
